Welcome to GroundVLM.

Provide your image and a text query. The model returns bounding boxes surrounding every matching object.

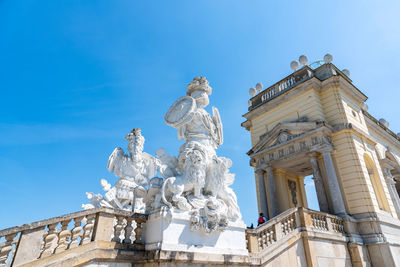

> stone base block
[143,209,249,256]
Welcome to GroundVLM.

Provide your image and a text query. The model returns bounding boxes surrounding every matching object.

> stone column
[256,169,269,220]
[384,168,400,219]
[321,149,346,215]
[309,156,330,213]
[265,165,279,218]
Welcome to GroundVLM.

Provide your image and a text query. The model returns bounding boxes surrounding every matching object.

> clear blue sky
[1,0,399,229]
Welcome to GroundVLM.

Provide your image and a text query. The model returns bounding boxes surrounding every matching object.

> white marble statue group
[83,77,241,233]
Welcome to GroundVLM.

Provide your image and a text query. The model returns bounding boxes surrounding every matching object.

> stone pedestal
[143,209,249,256]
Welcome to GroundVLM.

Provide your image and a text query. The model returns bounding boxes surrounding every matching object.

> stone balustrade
[0,207,147,267]
[248,66,312,111]
[246,207,346,254]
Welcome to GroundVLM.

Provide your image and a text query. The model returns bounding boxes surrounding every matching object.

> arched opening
[364,154,390,212]
[304,175,320,211]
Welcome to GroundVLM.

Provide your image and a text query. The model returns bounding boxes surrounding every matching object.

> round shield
[164,96,196,127]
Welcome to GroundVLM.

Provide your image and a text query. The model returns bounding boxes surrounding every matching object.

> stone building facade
[242,60,400,266]
[1,59,400,266]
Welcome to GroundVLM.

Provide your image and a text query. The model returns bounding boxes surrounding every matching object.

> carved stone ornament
[83,76,242,234]
[164,96,196,128]
[288,180,298,206]
[278,132,289,143]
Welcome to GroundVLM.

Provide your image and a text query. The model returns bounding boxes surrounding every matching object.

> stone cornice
[332,122,377,146]
[363,110,400,145]
[320,75,367,105]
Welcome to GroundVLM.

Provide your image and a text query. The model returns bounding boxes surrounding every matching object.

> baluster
[55,219,71,253]
[123,217,134,244]
[271,228,276,243]
[81,214,95,245]
[271,228,276,244]
[292,215,295,230]
[39,230,48,258]
[40,223,59,258]
[0,233,17,266]
[112,216,124,243]
[69,216,84,249]
[134,220,144,245]
[260,232,265,248]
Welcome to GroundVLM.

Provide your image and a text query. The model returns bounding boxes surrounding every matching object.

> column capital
[307,151,319,158]
[255,168,265,175]
[319,146,334,155]
[256,163,273,172]
[264,164,273,173]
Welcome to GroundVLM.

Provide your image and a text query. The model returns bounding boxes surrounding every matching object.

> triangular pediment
[247,121,325,156]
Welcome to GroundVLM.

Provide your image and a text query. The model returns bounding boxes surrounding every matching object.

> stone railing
[0,207,147,267]
[248,66,313,111]
[246,207,345,254]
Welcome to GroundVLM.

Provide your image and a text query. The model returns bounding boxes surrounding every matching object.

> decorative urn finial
[187,76,212,96]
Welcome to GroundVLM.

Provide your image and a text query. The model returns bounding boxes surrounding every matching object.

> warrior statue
[162,76,241,232]
[83,128,158,212]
